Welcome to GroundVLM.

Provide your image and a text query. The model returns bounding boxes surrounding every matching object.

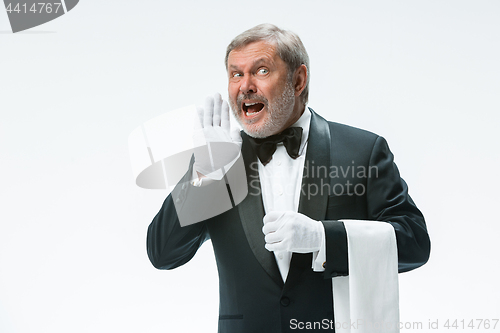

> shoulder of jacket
[327,121,380,142]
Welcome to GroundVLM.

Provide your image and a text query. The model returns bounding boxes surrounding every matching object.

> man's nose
[239,75,257,94]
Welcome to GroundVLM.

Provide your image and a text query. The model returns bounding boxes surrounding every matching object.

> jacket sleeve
[146,166,210,270]
[367,136,430,272]
[322,136,430,278]
[147,194,209,270]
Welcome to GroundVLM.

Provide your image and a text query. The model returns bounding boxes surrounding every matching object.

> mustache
[236,94,268,107]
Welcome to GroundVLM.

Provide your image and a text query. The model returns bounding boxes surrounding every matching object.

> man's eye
[233,73,243,78]
[258,68,269,75]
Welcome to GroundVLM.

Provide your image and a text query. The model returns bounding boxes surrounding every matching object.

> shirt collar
[289,105,311,155]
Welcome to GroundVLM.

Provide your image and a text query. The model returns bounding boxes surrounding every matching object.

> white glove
[262,211,324,253]
[193,93,242,179]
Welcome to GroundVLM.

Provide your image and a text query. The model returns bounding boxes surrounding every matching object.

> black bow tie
[247,127,303,166]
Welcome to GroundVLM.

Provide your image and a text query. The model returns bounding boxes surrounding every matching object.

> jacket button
[280,297,290,307]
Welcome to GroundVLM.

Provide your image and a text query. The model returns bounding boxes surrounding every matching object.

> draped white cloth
[333,220,400,333]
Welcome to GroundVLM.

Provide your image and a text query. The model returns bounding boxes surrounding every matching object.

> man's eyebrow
[252,58,271,67]
[228,58,272,71]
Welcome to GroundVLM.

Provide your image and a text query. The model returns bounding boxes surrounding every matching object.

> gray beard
[230,80,296,138]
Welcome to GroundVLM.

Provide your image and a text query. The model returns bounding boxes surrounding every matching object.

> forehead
[227,41,279,68]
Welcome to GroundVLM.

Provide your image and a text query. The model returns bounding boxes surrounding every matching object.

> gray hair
[225,23,310,105]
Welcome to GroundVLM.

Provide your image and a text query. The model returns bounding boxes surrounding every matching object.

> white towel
[333,220,400,333]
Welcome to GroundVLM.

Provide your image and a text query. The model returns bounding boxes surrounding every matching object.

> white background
[1,1,499,332]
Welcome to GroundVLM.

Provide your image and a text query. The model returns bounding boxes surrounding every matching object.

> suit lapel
[298,108,331,220]
[238,132,284,287]
[237,109,332,289]
[286,108,332,288]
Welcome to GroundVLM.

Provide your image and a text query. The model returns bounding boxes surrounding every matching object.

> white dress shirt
[257,107,326,282]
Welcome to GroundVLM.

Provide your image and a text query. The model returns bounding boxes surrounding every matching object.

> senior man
[147,23,430,333]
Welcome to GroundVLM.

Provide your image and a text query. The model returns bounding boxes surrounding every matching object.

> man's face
[227,41,299,138]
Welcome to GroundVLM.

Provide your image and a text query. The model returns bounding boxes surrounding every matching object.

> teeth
[244,102,261,116]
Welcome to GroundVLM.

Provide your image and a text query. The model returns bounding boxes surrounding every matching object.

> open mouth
[242,102,265,116]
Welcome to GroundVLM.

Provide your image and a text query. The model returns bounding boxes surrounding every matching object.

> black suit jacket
[147,109,430,333]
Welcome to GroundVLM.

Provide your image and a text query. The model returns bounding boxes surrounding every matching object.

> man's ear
[293,64,308,97]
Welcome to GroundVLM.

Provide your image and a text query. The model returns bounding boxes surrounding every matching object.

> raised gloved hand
[193,93,242,179]
[262,211,324,253]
